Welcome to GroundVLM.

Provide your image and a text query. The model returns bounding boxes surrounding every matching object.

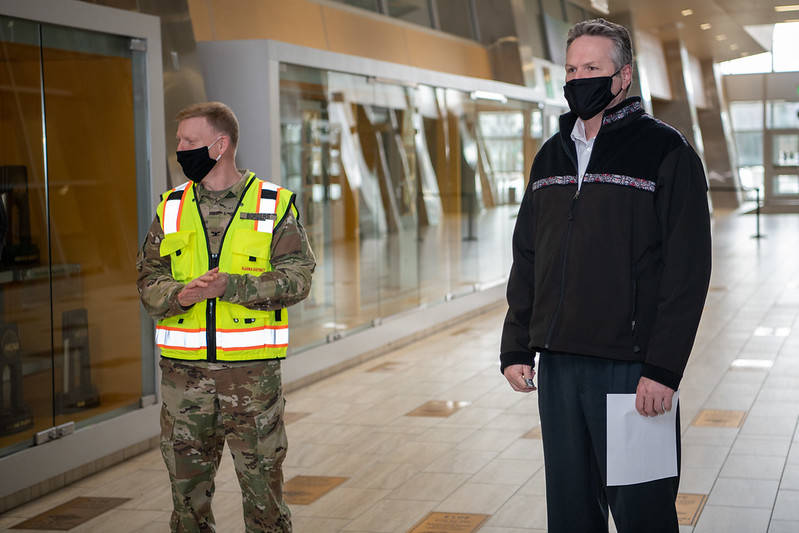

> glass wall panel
[734,132,763,167]
[39,25,143,429]
[280,66,340,348]
[767,101,799,129]
[361,84,421,317]
[331,0,381,12]
[280,63,533,353]
[729,101,764,201]
[0,16,51,453]
[774,174,799,195]
[772,134,799,166]
[729,101,763,131]
[0,15,149,456]
[436,0,475,40]
[738,166,764,195]
[387,0,432,27]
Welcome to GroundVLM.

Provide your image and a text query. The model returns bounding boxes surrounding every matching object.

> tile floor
[1,210,799,532]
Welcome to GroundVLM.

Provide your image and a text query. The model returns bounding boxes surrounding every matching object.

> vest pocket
[230,229,270,275]
[160,230,195,281]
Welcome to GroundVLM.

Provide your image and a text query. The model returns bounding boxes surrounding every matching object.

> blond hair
[176,101,239,147]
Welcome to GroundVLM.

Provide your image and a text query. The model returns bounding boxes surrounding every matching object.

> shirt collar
[570,118,593,146]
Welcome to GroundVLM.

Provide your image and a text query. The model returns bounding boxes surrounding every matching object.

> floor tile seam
[716,474,784,481]
[381,494,456,503]
[705,501,778,510]
[767,418,799,529]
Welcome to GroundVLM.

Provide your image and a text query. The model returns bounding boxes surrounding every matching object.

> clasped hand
[177,267,228,307]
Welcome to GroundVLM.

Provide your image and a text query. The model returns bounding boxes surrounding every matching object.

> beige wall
[187,0,493,80]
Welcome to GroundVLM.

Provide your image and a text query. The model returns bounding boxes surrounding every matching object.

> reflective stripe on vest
[217,326,288,349]
[155,325,287,351]
[255,182,280,233]
[162,182,190,235]
[156,326,206,350]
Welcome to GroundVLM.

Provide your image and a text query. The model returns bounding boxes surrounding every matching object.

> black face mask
[563,68,623,121]
[176,137,221,183]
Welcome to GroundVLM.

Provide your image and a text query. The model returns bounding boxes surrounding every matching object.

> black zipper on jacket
[631,279,638,333]
[193,175,256,362]
[544,188,580,349]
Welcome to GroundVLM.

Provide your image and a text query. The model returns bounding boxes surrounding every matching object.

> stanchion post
[752,187,765,239]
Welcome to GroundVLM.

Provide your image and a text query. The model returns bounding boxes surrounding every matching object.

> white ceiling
[572,0,799,63]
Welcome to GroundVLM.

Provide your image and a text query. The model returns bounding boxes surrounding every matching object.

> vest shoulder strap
[253,180,282,234]
[161,181,191,235]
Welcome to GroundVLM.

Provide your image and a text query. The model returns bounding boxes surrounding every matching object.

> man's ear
[622,63,633,91]
[216,136,228,159]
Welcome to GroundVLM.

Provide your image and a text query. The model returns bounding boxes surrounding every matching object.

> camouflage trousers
[159,358,291,533]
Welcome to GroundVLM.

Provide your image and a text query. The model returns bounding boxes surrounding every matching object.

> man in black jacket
[500,18,711,533]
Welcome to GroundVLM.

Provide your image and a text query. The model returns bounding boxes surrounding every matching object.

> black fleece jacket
[500,97,711,390]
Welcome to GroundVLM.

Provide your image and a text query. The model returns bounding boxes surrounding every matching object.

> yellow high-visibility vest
[154,172,295,361]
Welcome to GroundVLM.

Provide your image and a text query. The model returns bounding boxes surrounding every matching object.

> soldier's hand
[503,364,536,393]
[203,271,228,299]
[178,268,228,306]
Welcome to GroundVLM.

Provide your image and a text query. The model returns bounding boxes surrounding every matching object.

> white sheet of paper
[606,391,679,486]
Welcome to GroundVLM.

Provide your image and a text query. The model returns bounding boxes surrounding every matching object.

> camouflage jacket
[136,172,316,322]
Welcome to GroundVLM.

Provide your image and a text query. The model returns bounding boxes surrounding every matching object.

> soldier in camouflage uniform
[137,102,315,533]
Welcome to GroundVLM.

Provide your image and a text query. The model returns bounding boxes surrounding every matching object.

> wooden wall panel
[187,0,493,80]
[321,5,410,66]
[186,0,214,41]
[190,0,328,50]
[404,27,491,79]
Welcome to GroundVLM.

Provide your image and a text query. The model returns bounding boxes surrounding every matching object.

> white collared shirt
[570,118,595,190]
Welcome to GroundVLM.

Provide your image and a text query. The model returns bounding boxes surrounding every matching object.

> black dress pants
[537,351,681,533]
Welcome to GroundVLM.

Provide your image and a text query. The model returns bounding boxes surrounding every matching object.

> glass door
[0,15,52,454]
[40,23,145,431]
[765,131,799,205]
[0,15,149,457]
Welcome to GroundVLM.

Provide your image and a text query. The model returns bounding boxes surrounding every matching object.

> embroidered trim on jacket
[531,176,578,190]
[532,173,655,193]
[602,100,643,125]
[583,173,656,192]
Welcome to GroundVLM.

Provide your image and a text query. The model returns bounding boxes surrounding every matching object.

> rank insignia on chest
[240,212,276,221]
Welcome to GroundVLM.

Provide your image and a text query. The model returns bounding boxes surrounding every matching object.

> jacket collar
[559,96,645,144]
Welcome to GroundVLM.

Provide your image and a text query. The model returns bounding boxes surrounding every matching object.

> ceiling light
[700,23,712,30]
[784,18,799,22]
[716,34,727,41]
[681,9,693,16]
[775,4,799,12]
[730,44,739,50]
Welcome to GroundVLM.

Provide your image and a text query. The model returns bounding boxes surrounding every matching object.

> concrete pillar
[652,40,707,165]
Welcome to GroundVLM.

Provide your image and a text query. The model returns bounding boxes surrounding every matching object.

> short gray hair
[567,18,633,71]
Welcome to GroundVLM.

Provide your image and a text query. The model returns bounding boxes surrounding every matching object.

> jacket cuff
[641,363,681,390]
[500,351,536,374]
[221,274,242,302]
[168,284,192,314]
